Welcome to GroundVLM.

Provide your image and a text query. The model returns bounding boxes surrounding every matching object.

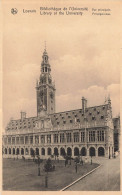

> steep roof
[6,104,109,131]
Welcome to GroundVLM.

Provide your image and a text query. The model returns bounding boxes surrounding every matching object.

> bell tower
[36,48,56,116]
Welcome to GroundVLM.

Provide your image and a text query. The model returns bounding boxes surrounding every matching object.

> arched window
[41,148,45,155]
[98,147,104,156]
[89,147,95,156]
[74,147,79,156]
[47,148,51,155]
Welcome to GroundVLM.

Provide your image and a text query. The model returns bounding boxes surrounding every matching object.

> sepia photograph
[1,0,121,193]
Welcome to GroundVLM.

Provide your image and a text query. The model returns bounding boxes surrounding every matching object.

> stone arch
[81,147,86,156]
[21,148,24,155]
[98,147,105,156]
[60,147,65,156]
[25,148,29,155]
[30,148,34,156]
[16,148,19,155]
[74,147,79,156]
[54,147,58,156]
[5,148,7,154]
[35,148,39,155]
[89,147,95,156]
[41,148,45,155]
[9,148,11,154]
[67,147,72,156]
[13,148,15,155]
[47,147,51,155]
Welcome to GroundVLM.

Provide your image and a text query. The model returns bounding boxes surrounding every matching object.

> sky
[2,0,121,129]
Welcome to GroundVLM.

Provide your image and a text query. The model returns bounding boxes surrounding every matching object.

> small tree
[44,158,55,172]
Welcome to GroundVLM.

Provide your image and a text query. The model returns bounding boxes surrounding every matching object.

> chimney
[20,111,26,121]
[82,97,87,113]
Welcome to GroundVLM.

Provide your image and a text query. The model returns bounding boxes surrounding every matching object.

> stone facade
[2,49,116,159]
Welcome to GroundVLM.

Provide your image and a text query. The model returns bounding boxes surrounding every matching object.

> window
[70,120,73,123]
[57,122,59,125]
[97,130,104,141]
[92,116,95,120]
[97,111,100,114]
[68,116,71,118]
[4,137,7,145]
[63,121,66,124]
[66,133,71,143]
[81,132,85,142]
[47,134,51,143]
[20,137,24,144]
[41,135,45,143]
[101,115,104,119]
[77,119,80,122]
[35,135,39,144]
[73,132,79,142]
[30,136,33,144]
[16,137,19,144]
[45,67,47,72]
[8,137,11,144]
[89,112,92,115]
[60,133,65,143]
[54,134,58,143]
[89,131,95,142]
[25,136,29,144]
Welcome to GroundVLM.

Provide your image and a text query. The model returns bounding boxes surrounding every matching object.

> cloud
[56,84,120,117]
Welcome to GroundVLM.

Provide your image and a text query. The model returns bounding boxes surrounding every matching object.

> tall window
[8,137,11,144]
[47,134,51,143]
[4,137,7,145]
[16,137,19,144]
[41,135,45,143]
[54,134,58,143]
[60,133,65,143]
[66,133,71,143]
[73,132,79,142]
[25,136,29,144]
[35,135,39,144]
[89,131,95,142]
[20,137,24,144]
[81,132,85,142]
[97,130,104,141]
[30,136,33,144]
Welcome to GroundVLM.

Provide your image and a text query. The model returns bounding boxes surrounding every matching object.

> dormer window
[92,116,95,120]
[101,115,104,119]
[77,119,80,122]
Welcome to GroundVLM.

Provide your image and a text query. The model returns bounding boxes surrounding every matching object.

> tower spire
[44,41,46,51]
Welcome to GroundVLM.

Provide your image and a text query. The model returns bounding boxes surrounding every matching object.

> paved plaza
[65,155,120,191]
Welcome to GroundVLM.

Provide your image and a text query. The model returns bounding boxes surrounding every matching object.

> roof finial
[44,41,46,51]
